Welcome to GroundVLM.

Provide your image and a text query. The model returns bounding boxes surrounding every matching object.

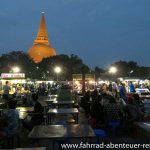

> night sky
[0,0,150,69]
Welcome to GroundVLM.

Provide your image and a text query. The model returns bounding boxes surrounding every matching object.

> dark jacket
[32,101,44,121]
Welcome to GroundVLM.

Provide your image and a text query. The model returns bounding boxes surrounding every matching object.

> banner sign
[1,73,25,79]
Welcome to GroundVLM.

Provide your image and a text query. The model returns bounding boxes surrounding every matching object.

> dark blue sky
[0,0,150,69]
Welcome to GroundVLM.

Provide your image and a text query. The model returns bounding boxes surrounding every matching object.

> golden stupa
[28,12,56,63]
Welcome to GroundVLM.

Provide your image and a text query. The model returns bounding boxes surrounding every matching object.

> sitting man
[90,95,105,129]
[23,93,44,131]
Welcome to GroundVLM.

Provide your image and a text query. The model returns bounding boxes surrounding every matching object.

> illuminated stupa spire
[28,12,56,63]
[34,12,49,45]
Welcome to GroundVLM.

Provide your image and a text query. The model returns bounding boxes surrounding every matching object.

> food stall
[0,73,28,96]
[72,74,95,94]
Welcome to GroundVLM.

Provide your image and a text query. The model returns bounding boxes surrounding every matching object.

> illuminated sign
[72,74,82,80]
[72,74,95,80]
[1,73,25,79]
[85,74,95,80]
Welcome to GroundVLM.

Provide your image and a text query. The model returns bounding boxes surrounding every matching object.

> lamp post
[12,67,20,73]
[54,66,61,82]
[109,66,117,81]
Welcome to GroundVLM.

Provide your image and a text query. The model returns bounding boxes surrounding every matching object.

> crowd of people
[0,80,149,147]
[80,82,146,136]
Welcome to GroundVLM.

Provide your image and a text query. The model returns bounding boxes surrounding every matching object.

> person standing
[119,82,127,105]
[3,81,11,102]
[129,81,136,93]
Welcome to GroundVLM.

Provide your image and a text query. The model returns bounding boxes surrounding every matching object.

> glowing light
[75,81,79,85]
[109,66,117,74]
[130,70,134,74]
[118,78,123,81]
[89,80,95,84]
[48,81,54,84]
[12,67,20,73]
[54,66,61,74]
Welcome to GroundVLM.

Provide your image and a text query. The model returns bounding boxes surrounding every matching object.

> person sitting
[123,96,144,135]
[80,91,91,115]
[100,83,108,94]
[133,93,145,113]
[104,96,123,123]
[3,99,19,137]
[0,117,7,140]
[23,93,44,131]
[90,95,105,129]
[91,89,99,102]
[103,96,124,136]
[124,97,144,123]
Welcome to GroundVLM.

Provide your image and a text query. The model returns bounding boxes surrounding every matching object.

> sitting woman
[123,96,144,135]
[3,100,19,137]
[90,95,105,129]
[103,95,124,124]
[23,93,44,131]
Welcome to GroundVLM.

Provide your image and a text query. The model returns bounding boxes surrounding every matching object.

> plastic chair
[93,129,106,144]
[109,121,120,137]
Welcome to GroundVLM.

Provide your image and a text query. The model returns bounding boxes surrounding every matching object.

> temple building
[28,12,56,63]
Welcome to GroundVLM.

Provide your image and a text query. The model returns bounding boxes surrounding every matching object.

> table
[47,108,79,124]
[135,122,150,138]
[1,147,46,150]
[0,107,33,120]
[143,99,150,114]
[16,107,34,120]
[141,95,150,100]
[44,99,56,104]
[48,94,58,99]
[28,124,95,149]
[28,124,95,139]
[52,100,75,108]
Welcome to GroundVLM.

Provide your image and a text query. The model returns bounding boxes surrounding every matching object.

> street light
[12,67,20,73]
[54,66,61,82]
[109,66,117,74]
[109,66,117,81]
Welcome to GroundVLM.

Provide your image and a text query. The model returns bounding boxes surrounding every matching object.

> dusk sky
[0,0,150,69]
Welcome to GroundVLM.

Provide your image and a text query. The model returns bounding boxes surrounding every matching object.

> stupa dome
[28,12,56,63]
[28,44,56,63]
